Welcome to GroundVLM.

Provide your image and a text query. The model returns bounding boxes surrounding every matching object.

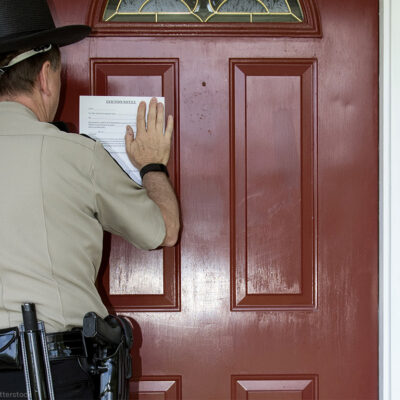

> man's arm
[125,97,180,247]
[141,172,180,247]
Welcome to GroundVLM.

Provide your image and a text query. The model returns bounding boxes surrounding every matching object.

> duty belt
[0,327,87,366]
[0,307,133,400]
[46,329,87,360]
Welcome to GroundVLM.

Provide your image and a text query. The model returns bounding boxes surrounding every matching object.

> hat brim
[0,25,91,54]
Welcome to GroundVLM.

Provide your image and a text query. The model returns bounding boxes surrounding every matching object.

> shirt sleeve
[91,141,166,250]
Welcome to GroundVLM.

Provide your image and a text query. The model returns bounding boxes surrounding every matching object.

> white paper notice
[79,96,165,185]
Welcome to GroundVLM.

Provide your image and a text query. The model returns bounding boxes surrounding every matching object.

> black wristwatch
[140,163,169,180]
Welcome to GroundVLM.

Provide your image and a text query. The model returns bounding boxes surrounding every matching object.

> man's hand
[125,97,173,169]
[125,97,180,247]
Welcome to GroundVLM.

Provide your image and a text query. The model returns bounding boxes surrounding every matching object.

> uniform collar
[0,101,39,121]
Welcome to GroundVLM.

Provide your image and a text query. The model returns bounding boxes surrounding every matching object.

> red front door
[54,0,379,398]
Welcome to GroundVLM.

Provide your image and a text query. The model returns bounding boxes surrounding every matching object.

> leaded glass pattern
[103,0,304,23]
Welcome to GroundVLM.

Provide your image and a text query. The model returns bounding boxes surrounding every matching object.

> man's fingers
[156,102,164,133]
[164,115,174,143]
[125,125,134,146]
[147,97,157,130]
[136,101,146,134]
[126,124,134,135]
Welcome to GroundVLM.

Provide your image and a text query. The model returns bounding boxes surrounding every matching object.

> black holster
[83,313,133,400]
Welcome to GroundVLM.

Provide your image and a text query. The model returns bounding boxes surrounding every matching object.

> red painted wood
[129,376,181,400]
[92,59,181,312]
[232,375,317,400]
[55,0,379,398]
[230,60,317,310]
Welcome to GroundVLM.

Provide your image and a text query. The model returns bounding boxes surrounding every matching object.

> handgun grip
[83,312,122,346]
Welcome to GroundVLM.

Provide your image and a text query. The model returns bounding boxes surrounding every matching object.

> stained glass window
[103,0,304,23]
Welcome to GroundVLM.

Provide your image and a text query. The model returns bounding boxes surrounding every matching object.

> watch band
[140,163,169,180]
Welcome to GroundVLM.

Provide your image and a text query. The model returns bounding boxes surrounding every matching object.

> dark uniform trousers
[0,358,96,399]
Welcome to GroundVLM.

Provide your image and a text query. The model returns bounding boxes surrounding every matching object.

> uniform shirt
[0,101,166,333]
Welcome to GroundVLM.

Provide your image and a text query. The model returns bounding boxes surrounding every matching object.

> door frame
[380,0,400,398]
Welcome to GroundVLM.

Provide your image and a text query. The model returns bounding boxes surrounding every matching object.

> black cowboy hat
[0,0,91,55]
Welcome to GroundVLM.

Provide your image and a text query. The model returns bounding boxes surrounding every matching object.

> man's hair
[0,46,61,97]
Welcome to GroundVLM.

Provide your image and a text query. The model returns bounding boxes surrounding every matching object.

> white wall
[380,0,400,398]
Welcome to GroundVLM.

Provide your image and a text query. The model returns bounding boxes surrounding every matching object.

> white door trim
[380,0,399,398]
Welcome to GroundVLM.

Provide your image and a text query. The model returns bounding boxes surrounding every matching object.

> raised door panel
[232,375,317,400]
[230,59,317,310]
[92,59,181,311]
[130,377,181,400]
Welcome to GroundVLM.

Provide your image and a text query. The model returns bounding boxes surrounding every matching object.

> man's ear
[38,61,52,97]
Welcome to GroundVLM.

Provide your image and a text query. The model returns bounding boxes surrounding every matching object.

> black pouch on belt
[0,327,22,370]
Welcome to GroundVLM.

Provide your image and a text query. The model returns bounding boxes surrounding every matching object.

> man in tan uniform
[0,0,180,398]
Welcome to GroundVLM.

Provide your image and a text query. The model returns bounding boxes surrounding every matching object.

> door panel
[91,58,181,312]
[232,376,317,400]
[53,0,379,398]
[231,59,316,310]
[129,377,181,400]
